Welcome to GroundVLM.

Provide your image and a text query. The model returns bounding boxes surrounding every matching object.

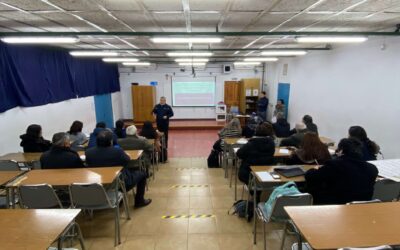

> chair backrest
[69,183,112,208]
[338,246,392,250]
[270,193,313,221]
[346,199,381,205]
[372,179,400,202]
[0,160,20,171]
[30,161,42,170]
[19,184,62,208]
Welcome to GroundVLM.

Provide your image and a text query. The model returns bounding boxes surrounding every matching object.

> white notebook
[255,171,274,182]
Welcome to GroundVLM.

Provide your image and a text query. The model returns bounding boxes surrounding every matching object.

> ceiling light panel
[69,51,118,57]
[152,37,222,43]
[296,36,368,43]
[261,50,307,56]
[1,36,79,44]
[167,52,213,57]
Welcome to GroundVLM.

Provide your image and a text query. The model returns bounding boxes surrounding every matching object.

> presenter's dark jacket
[257,97,269,112]
[40,146,84,169]
[85,146,130,167]
[152,104,174,126]
[305,156,378,205]
[236,136,275,184]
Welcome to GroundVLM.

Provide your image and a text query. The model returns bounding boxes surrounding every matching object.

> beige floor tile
[88,236,125,250]
[189,196,213,209]
[217,233,252,250]
[166,197,190,209]
[154,234,188,250]
[188,217,218,234]
[158,218,189,234]
[211,196,235,209]
[189,187,211,197]
[188,234,220,250]
[123,235,156,250]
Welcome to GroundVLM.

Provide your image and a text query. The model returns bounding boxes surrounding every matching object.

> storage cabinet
[131,85,156,122]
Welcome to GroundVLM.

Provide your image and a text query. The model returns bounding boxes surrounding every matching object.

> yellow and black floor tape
[170,184,209,188]
[162,214,214,219]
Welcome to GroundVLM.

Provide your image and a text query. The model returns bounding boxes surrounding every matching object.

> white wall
[119,64,264,119]
[0,92,123,155]
[266,37,400,159]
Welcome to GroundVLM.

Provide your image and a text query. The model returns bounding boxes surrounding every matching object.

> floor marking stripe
[161,214,215,219]
[170,184,209,188]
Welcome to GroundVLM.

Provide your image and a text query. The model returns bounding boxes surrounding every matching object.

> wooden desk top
[125,149,143,160]
[285,202,400,249]
[0,171,24,187]
[0,209,81,250]
[319,136,335,146]
[250,165,316,183]
[223,137,245,145]
[0,152,41,162]
[8,166,122,187]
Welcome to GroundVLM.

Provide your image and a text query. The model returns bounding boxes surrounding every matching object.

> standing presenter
[152,96,174,162]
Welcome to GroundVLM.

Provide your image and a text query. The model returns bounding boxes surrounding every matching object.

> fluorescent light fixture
[234,62,261,66]
[178,62,206,66]
[102,58,139,62]
[244,57,279,62]
[296,36,368,43]
[152,37,222,44]
[70,51,118,57]
[167,52,213,57]
[261,50,307,56]
[175,58,209,62]
[122,62,151,66]
[1,36,79,44]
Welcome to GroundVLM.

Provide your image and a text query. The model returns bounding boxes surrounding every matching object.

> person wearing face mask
[304,138,378,205]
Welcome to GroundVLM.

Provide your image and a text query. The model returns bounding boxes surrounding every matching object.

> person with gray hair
[280,122,310,147]
[40,132,84,169]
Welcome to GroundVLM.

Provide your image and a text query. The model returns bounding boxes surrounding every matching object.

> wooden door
[224,81,240,111]
[131,85,156,122]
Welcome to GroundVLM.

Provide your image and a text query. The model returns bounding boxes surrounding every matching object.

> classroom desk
[222,137,246,178]
[285,202,400,249]
[0,209,82,250]
[319,136,335,146]
[248,165,317,244]
[7,167,123,208]
[0,152,41,162]
[78,149,143,160]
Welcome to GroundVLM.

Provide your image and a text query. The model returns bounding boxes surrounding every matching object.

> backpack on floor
[228,200,254,222]
[207,149,220,168]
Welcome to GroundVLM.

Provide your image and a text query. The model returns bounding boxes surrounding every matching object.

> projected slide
[172,78,216,107]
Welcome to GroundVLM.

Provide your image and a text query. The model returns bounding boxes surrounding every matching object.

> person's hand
[163,116,167,119]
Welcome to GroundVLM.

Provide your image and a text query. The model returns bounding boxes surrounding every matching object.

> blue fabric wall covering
[0,42,120,113]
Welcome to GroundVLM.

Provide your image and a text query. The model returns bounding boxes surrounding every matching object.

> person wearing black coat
[237,122,275,185]
[40,132,84,169]
[85,130,151,208]
[272,117,291,138]
[20,124,51,153]
[305,138,378,205]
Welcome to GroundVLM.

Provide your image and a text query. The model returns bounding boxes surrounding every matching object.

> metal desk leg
[5,187,10,209]
[253,175,257,244]
[234,159,239,201]
[11,187,16,209]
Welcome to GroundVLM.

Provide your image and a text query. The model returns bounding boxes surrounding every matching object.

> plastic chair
[338,246,392,250]
[372,179,400,201]
[19,184,85,250]
[69,183,130,246]
[255,193,313,250]
[0,160,20,171]
[19,184,63,209]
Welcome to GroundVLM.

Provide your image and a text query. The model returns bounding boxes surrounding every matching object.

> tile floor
[75,158,298,250]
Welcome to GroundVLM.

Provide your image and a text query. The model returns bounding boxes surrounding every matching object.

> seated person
[114,119,127,139]
[87,122,118,148]
[242,113,263,138]
[85,130,151,208]
[139,121,162,152]
[348,126,380,161]
[280,123,309,148]
[272,116,291,138]
[118,125,153,174]
[40,132,84,169]
[237,122,275,186]
[216,118,242,151]
[305,138,378,205]
[67,120,88,151]
[287,132,331,165]
[20,124,51,152]
[289,115,318,136]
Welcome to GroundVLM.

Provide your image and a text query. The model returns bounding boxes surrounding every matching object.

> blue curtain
[0,42,120,113]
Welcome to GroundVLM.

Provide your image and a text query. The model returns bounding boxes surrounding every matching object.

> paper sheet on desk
[80,155,86,161]
[278,149,290,154]
[236,138,248,144]
[255,172,274,182]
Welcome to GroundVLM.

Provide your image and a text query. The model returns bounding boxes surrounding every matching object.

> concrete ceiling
[0,0,399,60]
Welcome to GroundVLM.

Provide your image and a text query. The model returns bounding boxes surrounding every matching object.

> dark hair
[140,121,157,139]
[348,126,380,155]
[261,91,266,95]
[277,118,288,126]
[337,138,363,159]
[278,99,284,104]
[114,119,125,138]
[69,120,83,135]
[26,124,42,138]
[255,122,274,137]
[96,130,113,147]
[303,115,313,124]
[96,122,106,129]
[299,133,330,163]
